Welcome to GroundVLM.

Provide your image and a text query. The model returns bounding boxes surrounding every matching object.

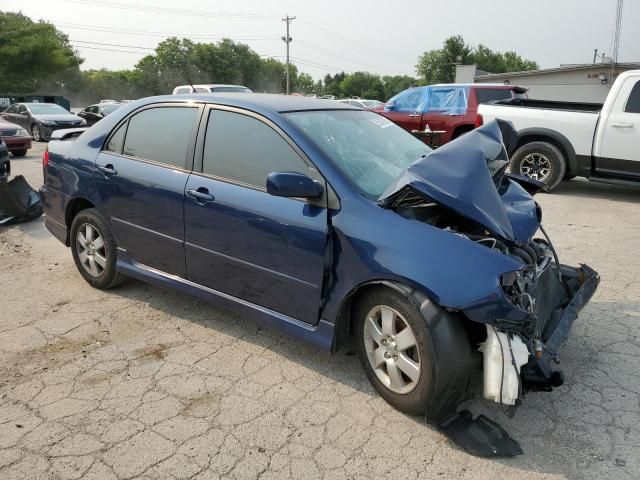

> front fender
[322,197,523,325]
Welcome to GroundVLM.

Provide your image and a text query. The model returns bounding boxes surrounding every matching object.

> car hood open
[379,120,540,243]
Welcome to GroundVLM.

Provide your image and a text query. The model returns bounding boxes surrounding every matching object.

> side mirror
[384,101,395,111]
[266,171,323,199]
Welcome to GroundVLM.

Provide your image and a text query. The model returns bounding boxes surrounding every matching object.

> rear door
[597,75,640,178]
[184,106,329,324]
[94,103,202,276]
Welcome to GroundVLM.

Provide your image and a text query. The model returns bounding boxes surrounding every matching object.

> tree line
[0,11,538,105]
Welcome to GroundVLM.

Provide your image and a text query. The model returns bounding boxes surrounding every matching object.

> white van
[172,84,253,94]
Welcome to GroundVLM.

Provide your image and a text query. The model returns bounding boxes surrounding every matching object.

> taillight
[474,114,484,128]
[42,150,49,167]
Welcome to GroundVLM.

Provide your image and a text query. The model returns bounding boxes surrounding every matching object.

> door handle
[187,187,215,203]
[611,122,633,128]
[408,113,420,117]
[98,164,117,176]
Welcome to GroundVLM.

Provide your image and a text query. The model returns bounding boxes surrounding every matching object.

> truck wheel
[70,209,126,289]
[511,141,566,190]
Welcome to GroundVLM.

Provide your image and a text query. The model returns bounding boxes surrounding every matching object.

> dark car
[373,84,528,145]
[77,103,123,127]
[0,119,32,157]
[1,102,86,142]
[40,94,598,454]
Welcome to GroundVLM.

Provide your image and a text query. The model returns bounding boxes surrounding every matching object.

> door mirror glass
[266,172,323,199]
[384,101,395,111]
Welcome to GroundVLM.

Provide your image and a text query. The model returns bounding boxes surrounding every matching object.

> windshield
[362,100,383,108]
[27,104,68,115]
[286,110,431,197]
[211,86,252,93]
[102,103,122,114]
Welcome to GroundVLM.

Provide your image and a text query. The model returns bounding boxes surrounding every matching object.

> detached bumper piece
[439,410,523,457]
[522,263,600,392]
[0,175,43,225]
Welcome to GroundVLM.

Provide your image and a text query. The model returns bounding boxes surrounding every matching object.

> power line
[71,39,155,51]
[56,0,280,19]
[70,44,150,55]
[296,39,390,72]
[55,21,279,41]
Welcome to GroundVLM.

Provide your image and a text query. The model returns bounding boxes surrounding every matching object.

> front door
[382,89,425,132]
[184,107,328,324]
[94,104,201,276]
[597,75,640,178]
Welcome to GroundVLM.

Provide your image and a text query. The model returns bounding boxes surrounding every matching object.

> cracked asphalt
[1,143,639,480]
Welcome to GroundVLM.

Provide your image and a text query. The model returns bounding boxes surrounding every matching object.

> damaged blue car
[40,95,599,456]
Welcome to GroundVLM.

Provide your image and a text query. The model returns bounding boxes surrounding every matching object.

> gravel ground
[0,142,639,480]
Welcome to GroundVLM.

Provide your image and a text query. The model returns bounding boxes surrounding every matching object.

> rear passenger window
[625,81,640,113]
[174,87,190,94]
[123,107,197,168]
[476,89,514,104]
[395,91,423,111]
[202,110,308,187]
[104,123,126,153]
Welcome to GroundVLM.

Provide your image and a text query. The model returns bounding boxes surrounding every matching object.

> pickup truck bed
[478,70,640,190]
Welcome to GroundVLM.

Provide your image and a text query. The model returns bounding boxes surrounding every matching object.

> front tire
[31,124,42,142]
[70,209,125,289]
[511,141,566,190]
[355,288,435,415]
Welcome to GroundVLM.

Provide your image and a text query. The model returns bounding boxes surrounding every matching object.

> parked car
[0,137,9,181]
[374,84,527,145]
[0,119,32,157]
[478,70,640,190]
[40,95,598,455]
[172,84,252,94]
[78,103,123,127]
[0,103,86,142]
[337,98,384,109]
[99,99,119,104]
[320,95,336,100]
[120,99,135,104]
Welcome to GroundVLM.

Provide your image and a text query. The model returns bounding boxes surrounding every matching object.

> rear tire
[355,287,435,415]
[511,141,566,190]
[70,208,125,289]
[11,149,27,157]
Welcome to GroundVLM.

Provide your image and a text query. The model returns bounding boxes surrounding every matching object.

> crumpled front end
[377,120,600,456]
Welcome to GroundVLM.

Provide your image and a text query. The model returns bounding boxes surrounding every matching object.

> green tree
[295,72,315,94]
[340,72,385,100]
[416,36,538,84]
[382,75,419,100]
[0,11,82,93]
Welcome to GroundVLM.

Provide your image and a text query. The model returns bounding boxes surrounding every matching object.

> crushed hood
[379,120,540,243]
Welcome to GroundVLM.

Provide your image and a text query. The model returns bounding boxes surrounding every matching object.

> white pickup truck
[477,70,640,190]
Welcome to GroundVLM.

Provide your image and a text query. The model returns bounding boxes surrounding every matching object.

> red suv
[374,84,527,145]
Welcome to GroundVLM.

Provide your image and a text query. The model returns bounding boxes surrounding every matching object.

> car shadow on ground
[554,178,640,203]
[108,274,637,478]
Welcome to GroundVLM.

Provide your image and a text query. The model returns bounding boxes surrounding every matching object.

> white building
[456,62,640,103]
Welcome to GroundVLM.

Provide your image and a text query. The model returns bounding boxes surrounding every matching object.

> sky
[5,0,640,79]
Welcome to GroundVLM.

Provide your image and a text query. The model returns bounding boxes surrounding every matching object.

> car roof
[137,93,359,113]
[176,84,249,89]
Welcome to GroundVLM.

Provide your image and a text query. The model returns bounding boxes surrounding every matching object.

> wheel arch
[64,197,96,245]
[515,128,577,175]
[334,278,481,420]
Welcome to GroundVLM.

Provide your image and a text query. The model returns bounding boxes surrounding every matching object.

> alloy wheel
[520,152,552,181]
[31,125,41,142]
[76,223,107,277]
[363,305,421,394]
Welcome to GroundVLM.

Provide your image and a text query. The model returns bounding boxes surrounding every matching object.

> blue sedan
[40,94,598,455]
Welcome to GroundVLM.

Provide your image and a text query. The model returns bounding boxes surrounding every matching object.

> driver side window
[394,90,424,112]
[202,109,310,188]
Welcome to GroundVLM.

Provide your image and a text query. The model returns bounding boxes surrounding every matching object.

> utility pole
[282,14,295,95]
